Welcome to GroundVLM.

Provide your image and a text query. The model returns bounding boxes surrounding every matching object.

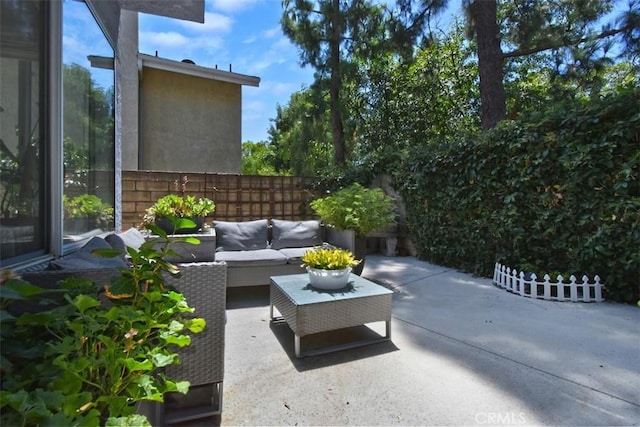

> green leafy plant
[0,220,205,426]
[141,176,215,232]
[398,86,639,303]
[301,247,361,270]
[310,183,395,236]
[144,194,214,220]
[63,194,114,229]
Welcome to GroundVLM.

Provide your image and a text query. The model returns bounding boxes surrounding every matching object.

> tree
[394,0,639,128]
[354,24,480,175]
[467,0,505,129]
[281,0,385,165]
[241,141,279,175]
[268,85,334,176]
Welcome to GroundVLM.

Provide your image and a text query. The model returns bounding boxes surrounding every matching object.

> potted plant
[142,176,215,235]
[0,221,208,426]
[310,183,395,274]
[142,194,214,234]
[63,194,114,232]
[301,247,361,290]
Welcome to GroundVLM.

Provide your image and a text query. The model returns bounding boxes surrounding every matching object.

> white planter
[307,267,352,290]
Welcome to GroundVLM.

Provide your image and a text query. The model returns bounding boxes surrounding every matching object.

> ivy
[399,86,639,303]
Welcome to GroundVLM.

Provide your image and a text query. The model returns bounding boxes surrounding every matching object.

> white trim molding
[138,54,260,87]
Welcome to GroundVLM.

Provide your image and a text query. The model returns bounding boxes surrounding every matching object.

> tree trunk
[468,0,506,129]
[329,0,346,165]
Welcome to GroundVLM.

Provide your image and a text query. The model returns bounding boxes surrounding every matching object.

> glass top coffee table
[270,273,393,358]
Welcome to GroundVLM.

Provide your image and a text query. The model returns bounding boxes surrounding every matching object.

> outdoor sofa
[213,219,353,287]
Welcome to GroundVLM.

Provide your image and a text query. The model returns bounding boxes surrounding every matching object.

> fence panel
[493,263,604,303]
[122,171,316,229]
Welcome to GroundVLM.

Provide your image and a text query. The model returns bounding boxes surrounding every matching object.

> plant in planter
[0,221,205,426]
[142,194,214,234]
[63,194,114,231]
[301,247,361,290]
[310,183,395,274]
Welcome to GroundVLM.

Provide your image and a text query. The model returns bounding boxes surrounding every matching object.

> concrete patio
[217,255,639,426]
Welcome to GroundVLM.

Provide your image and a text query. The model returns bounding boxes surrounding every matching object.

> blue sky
[66,0,629,144]
[138,0,317,143]
[137,0,464,143]
[62,0,456,143]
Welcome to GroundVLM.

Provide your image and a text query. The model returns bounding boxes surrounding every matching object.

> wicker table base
[270,273,393,358]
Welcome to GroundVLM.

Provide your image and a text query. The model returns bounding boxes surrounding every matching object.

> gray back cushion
[270,219,323,250]
[214,220,269,251]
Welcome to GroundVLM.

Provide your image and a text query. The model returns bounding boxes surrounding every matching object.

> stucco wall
[140,67,241,173]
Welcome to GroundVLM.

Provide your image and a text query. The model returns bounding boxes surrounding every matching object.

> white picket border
[492,263,604,302]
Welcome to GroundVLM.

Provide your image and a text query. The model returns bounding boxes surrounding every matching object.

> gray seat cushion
[214,220,269,251]
[270,219,323,250]
[215,249,287,267]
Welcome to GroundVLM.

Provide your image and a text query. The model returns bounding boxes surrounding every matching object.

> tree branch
[502,25,631,59]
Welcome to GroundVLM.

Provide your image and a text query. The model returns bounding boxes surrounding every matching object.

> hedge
[399,86,639,303]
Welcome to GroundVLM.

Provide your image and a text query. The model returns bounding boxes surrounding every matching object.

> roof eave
[139,54,260,87]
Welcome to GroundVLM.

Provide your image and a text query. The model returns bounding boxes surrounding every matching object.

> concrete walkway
[220,255,640,426]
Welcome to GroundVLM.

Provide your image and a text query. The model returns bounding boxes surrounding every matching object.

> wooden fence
[492,263,604,302]
[122,171,317,230]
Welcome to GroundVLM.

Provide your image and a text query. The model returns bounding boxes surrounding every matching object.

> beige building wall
[140,67,241,173]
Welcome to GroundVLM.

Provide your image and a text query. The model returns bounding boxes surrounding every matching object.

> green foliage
[0,222,205,425]
[301,247,361,270]
[310,183,395,236]
[63,194,114,231]
[281,0,389,165]
[268,83,336,176]
[354,26,480,175]
[64,194,114,223]
[399,85,640,303]
[142,194,215,227]
[241,141,280,175]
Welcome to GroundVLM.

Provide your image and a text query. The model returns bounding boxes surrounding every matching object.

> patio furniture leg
[295,334,301,358]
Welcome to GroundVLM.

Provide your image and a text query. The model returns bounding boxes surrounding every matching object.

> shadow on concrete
[226,285,270,309]
[269,321,399,371]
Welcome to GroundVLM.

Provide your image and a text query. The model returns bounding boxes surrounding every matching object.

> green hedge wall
[399,87,640,303]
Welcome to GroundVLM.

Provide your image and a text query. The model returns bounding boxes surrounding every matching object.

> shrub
[310,183,395,236]
[0,225,205,425]
[398,86,640,303]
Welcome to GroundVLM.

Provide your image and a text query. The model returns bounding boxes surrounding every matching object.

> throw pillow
[214,220,269,251]
[270,219,323,250]
[105,233,127,255]
[118,227,146,250]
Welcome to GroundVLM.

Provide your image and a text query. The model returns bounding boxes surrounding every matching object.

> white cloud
[237,36,298,75]
[262,26,281,39]
[178,12,233,34]
[212,0,262,14]
[139,24,231,64]
[140,31,191,48]
[258,80,303,98]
